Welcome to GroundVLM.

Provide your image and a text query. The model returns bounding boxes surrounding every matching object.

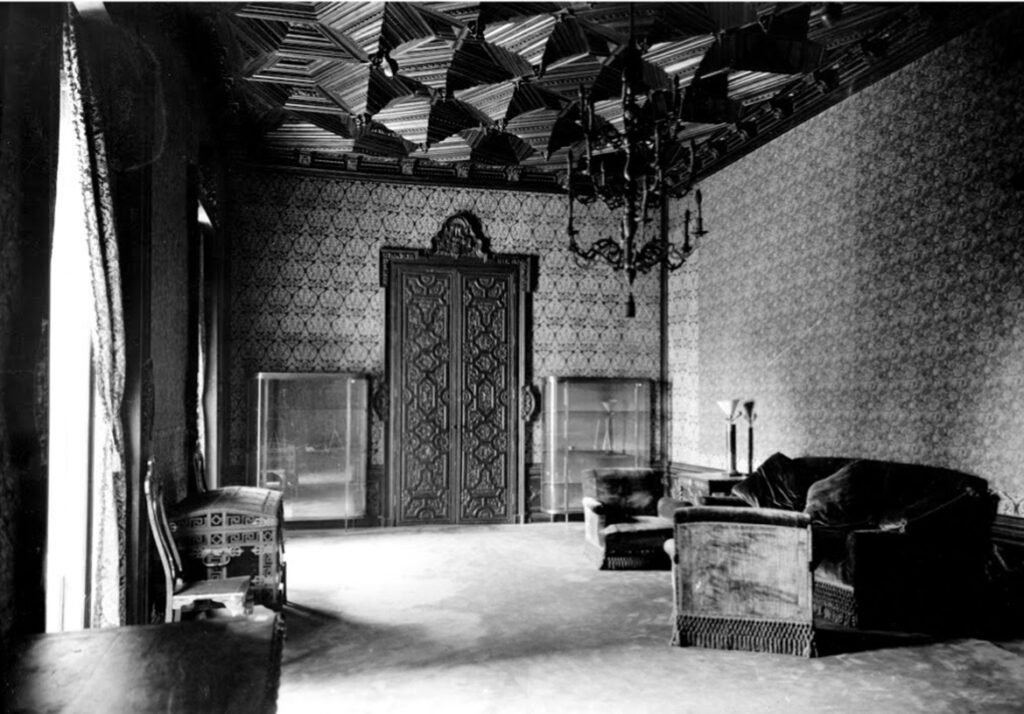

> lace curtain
[61,8,127,628]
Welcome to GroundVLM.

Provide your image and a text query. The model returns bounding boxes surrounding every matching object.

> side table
[669,463,745,504]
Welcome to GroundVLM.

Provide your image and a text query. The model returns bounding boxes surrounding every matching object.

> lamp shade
[717,399,742,421]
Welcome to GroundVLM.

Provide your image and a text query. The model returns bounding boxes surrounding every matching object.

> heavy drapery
[62,8,127,628]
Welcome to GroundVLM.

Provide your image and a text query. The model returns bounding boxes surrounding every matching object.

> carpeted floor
[277,523,1024,714]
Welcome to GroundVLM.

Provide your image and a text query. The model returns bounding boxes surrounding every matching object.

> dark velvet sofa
[661,454,998,655]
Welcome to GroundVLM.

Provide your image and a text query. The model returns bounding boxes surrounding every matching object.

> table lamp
[742,400,756,475]
[717,399,742,476]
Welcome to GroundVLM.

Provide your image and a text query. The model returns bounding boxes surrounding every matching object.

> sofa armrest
[894,489,996,540]
[673,509,814,625]
[581,496,605,516]
[674,505,811,529]
[582,496,607,550]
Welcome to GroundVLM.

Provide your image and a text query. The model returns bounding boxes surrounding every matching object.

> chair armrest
[675,505,810,529]
[700,495,748,507]
[582,496,608,549]
[894,489,995,540]
[657,496,692,520]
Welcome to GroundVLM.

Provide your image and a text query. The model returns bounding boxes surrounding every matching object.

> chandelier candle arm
[560,2,710,316]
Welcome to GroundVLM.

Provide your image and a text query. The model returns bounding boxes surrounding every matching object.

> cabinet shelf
[253,372,370,523]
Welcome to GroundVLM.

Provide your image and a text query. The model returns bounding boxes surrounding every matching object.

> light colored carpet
[278,523,1024,714]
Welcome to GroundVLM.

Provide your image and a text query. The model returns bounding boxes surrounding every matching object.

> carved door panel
[382,213,533,527]
[394,268,455,523]
[388,263,518,525]
[457,272,514,522]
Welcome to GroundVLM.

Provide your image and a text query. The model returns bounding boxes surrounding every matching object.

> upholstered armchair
[581,467,674,570]
[666,454,998,655]
[672,505,817,656]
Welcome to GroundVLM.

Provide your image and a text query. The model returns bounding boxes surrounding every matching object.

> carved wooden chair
[165,451,287,610]
[144,459,253,622]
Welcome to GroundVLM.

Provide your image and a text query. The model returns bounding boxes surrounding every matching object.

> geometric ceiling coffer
[210,2,1001,187]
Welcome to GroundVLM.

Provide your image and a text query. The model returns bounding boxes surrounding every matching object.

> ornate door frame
[380,212,535,525]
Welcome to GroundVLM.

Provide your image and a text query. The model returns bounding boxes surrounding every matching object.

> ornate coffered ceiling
[191,2,997,189]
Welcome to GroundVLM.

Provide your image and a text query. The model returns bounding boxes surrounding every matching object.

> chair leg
[279,561,287,608]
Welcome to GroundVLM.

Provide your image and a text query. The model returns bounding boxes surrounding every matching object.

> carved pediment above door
[430,212,489,260]
[379,211,535,294]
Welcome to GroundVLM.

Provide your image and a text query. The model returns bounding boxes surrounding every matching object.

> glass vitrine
[253,372,369,523]
[542,376,653,517]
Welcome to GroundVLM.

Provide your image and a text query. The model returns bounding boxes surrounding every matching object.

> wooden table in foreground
[3,613,283,714]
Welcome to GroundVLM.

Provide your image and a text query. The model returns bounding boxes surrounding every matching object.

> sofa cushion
[803,460,883,528]
[731,452,816,511]
[805,459,991,531]
[602,519,673,548]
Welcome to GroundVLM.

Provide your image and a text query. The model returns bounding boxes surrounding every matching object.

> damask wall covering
[225,173,662,485]
[668,7,1024,514]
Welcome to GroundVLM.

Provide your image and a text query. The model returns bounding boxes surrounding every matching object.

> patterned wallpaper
[225,173,662,481]
[668,8,1024,514]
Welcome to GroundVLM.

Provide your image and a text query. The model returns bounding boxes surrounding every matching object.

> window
[46,43,95,632]
[46,8,126,631]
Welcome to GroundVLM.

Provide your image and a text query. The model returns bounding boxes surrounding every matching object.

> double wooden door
[381,214,532,526]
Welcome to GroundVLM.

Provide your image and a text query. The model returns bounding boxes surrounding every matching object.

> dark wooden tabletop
[3,613,283,714]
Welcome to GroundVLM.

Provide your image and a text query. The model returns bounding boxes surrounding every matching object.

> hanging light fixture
[372,45,400,79]
[564,5,708,317]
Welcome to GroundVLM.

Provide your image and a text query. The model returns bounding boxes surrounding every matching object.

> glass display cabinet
[253,372,369,523]
[542,376,653,518]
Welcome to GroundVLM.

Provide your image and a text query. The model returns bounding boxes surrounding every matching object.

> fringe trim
[674,614,817,657]
[587,539,671,570]
[813,580,859,628]
[602,549,671,571]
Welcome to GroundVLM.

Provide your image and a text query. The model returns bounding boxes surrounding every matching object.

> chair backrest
[582,467,663,516]
[143,458,182,622]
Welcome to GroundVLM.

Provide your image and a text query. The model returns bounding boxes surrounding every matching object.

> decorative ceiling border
[686,2,1002,183]
[233,149,564,194]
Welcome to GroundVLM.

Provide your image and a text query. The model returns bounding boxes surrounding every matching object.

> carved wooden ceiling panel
[196,2,997,187]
